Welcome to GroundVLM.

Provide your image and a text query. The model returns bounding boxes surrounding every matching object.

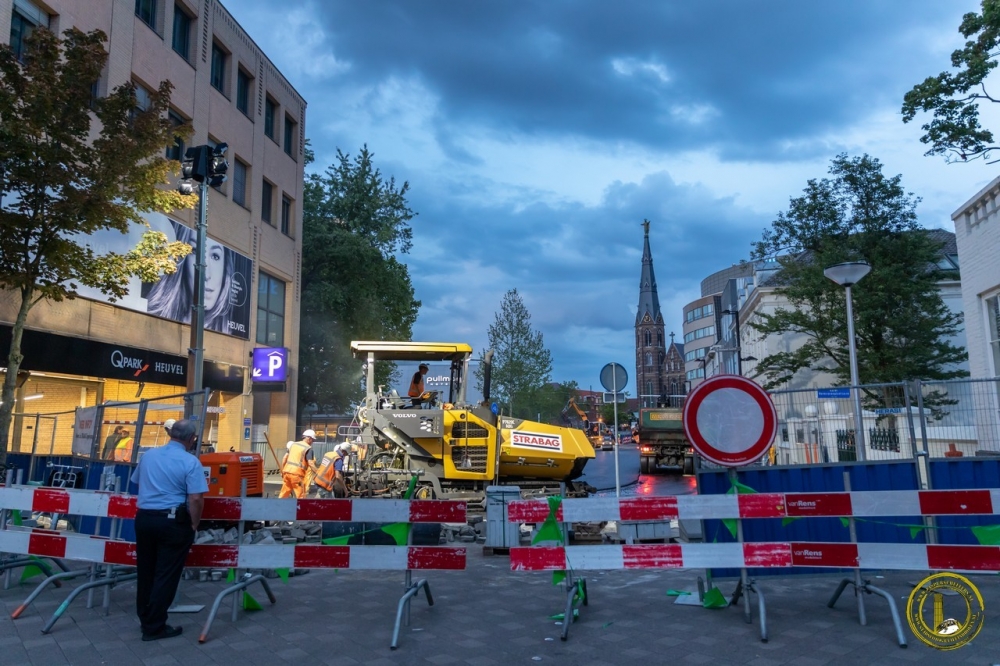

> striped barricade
[0,485,466,647]
[506,489,1000,646]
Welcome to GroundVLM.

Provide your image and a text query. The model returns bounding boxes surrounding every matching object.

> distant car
[601,436,614,451]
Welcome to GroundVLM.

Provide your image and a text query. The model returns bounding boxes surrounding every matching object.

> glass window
[236,69,251,115]
[133,82,152,112]
[172,5,190,60]
[135,0,156,29]
[281,195,292,235]
[988,295,1000,378]
[257,273,285,346]
[232,160,247,207]
[284,116,296,156]
[264,98,276,139]
[165,111,184,161]
[704,303,714,316]
[261,180,274,224]
[210,43,226,92]
[11,1,49,63]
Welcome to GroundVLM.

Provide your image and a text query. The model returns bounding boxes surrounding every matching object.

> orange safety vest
[282,441,312,474]
[314,451,339,491]
[408,371,425,398]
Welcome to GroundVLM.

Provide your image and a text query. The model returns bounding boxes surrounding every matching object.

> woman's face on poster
[185,239,227,311]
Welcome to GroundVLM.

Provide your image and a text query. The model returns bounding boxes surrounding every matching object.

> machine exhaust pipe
[482,350,494,402]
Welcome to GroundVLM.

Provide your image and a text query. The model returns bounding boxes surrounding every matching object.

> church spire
[636,219,662,325]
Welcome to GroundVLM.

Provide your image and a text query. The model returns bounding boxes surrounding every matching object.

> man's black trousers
[135,511,194,635]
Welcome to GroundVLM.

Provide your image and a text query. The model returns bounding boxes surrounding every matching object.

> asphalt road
[578,443,697,497]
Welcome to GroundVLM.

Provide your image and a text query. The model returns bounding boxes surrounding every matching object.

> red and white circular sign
[683,375,778,467]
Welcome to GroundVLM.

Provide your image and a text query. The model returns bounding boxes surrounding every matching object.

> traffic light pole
[187,179,208,394]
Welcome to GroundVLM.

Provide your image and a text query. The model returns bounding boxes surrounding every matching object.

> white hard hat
[163,419,176,434]
[302,429,317,439]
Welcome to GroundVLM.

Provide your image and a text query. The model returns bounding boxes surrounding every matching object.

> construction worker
[278,429,318,499]
[114,429,134,462]
[408,363,429,407]
[314,442,354,498]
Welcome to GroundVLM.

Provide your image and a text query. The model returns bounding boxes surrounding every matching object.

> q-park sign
[682,375,778,467]
[252,347,288,382]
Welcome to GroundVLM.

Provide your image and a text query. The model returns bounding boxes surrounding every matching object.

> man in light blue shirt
[130,419,207,641]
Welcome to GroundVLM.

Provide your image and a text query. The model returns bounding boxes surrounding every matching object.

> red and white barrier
[510,542,1000,573]
[0,486,466,524]
[507,489,1000,522]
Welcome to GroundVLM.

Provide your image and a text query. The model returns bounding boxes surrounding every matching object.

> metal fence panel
[916,378,1000,458]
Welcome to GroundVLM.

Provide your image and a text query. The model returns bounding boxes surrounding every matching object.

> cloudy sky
[229,0,996,391]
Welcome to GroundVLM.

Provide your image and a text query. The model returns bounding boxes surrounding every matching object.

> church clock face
[643,314,651,323]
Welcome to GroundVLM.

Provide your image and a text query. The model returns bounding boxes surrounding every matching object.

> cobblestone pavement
[1,550,998,665]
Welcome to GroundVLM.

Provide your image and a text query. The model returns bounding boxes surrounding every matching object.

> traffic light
[179,145,210,194]
[208,142,228,188]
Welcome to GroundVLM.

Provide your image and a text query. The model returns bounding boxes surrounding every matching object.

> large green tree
[0,28,193,460]
[475,288,553,418]
[299,145,420,415]
[902,0,1000,163]
[522,380,579,425]
[749,154,967,399]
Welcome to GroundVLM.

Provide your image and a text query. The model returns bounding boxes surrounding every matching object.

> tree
[902,1,1000,163]
[475,289,553,418]
[600,401,632,429]
[749,154,967,402]
[522,380,579,424]
[299,145,420,415]
[0,28,193,460]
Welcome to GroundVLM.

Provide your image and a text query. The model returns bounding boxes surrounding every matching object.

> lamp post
[824,261,871,462]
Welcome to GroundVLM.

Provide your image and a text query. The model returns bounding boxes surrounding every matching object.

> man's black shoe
[142,625,183,641]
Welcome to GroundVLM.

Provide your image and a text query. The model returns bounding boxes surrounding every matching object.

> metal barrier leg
[11,568,92,619]
[198,574,276,644]
[561,583,575,641]
[827,578,853,608]
[41,571,137,634]
[750,581,767,643]
[390,570,434,650]
[864,584,907,648]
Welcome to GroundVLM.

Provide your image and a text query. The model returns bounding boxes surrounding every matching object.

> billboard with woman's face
[76,213,253,339]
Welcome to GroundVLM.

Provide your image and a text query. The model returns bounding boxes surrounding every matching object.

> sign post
[600,362,628,498]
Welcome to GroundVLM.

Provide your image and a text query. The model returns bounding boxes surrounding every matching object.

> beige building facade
[1,0,305,454]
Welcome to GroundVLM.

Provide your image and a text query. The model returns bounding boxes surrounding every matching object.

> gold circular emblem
[906,573,985,650]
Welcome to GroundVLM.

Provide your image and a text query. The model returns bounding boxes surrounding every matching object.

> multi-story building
[0,0,305,453]
[682,264,752,387]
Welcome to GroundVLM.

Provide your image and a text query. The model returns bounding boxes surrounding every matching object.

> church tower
[635,220,667,408]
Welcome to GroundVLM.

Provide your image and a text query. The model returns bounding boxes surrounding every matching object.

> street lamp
[824,261,871,461]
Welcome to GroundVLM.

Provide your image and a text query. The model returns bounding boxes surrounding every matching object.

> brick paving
[1,551,999,665]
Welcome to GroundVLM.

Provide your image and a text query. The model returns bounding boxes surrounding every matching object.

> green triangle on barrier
[12,511,22,527]
[551,570,566,586]
[226,568,235,583]
[322,535,352,546]
[702,586,728,609]
[722,518,737,539]
[20,564,43,583]
[275,568,290,583]
[781,517,801,527]
[971,524,1000,546]
[242,591,263,611]
[727,480,757,495]
[532,495,564,545]
[666,589,691,596]
[548,609,580,622]
[382,522,411,546]
[908,525,925,540]
[573,579,586,604]
[839,517,850,528]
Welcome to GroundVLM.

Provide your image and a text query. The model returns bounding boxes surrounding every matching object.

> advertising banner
[72,406,99,456]
[76,213,253,339]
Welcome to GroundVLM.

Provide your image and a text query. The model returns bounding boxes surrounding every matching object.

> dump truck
[350,341,595,503]
[636,407,694,475]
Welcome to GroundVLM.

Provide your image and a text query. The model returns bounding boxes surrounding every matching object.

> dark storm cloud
[294,0,966,161]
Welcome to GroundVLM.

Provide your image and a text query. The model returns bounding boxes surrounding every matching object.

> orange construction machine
[200,452,264,497]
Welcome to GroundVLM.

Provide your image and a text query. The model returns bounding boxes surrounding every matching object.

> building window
[281,195,292,235]
[686,368,705,381]
[257,272,285,346]
[135,0,157,30]
[644,331,651,347]
[210,42,226,93]
[988,295,1000,378]
[236,69,251,115]
[683,325,715,344]
[232,159,247,207]
[645,352,652,367]
[264,97,276,139]
[10,0,49,63]
[261,180,274,224]
[165,110,185,161]
[172,5,191,60]
[283,116,296,157]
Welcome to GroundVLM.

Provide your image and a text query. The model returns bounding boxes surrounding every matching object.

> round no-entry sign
[683,375,777,467]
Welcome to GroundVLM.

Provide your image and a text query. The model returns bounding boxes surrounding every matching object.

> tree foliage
[0,28,193,458]
[902,0,1000,163]
[475,289,553,418]
[522,380,579,425]
[749,154,967,401]
[299,145,420,414]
